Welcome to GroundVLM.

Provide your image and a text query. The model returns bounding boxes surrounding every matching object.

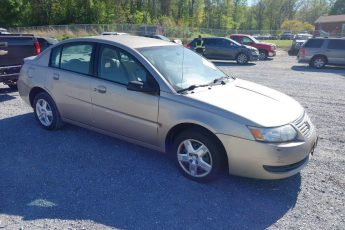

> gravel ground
[0,51,344,230]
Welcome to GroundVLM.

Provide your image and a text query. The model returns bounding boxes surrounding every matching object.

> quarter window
[50,46,61,68]
[60,44,93,75]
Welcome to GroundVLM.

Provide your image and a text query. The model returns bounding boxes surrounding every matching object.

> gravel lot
[0,51,344,230]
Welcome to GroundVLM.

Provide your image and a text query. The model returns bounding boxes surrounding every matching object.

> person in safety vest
[195,35,205,56]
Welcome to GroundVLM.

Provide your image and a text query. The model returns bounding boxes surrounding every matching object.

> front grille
[293,113,312,137]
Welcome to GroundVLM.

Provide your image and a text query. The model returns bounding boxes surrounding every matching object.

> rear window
[304,39,324,48]
[327,40,345,50]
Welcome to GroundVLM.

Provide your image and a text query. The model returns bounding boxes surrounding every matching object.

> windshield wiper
[177,84,210,93]
[212,75,233,85]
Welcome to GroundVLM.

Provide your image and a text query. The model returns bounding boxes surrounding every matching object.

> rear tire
[236,53,249,64]
[171,128,226,183]
[310,56,326,69]
[33,92,64,130]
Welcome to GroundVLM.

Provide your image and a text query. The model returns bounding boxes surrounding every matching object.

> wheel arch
[29,87,51,107]
[165,123,228,167]
[311,54,328,64]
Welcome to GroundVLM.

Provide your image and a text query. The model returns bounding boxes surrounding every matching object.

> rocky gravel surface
[0,51,344,229]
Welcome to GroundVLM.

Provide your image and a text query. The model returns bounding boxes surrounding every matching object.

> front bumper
[250,54,259,61]
[217,127,318,179]
[269,51,276,57]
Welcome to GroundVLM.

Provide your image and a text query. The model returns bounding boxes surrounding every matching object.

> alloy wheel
[313,58,325,68]
[35,98,53,126]
[237,54,248,64]
[177,139,213,178]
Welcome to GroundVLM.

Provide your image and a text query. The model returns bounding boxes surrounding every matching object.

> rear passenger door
[46,42,95,125]
[203,39,216,59]
[326,39,345,65]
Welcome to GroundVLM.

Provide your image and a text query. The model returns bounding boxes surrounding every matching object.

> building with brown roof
[315,14,345,37]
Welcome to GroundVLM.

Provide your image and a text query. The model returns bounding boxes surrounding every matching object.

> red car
[230,34,276,59]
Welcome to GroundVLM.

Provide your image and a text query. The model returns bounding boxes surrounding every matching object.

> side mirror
[127,81,159,94]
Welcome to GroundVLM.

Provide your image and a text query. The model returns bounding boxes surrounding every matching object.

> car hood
[185,79,304,127]
[242,45,258,51]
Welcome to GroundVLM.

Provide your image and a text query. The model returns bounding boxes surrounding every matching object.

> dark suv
[186,37,259,64]
[298,38,345,68]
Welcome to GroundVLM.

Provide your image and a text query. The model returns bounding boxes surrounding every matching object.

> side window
[231,36,241,43]
[327,40,345,50]
[203,39,211,46]
[222,39,231,47]
[98,46,128,84]
[118,50,149,83]
[242,37,252,44]
[60,44,93,75]
[50,46,61,68]
[304,39,324,48]
[98,46,150,85]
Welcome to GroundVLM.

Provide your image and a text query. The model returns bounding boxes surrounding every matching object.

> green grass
[259,39,292,49]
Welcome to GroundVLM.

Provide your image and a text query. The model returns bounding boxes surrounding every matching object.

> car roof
[194,37,229,40]
[230,34,250,36]
[67,35,176,49]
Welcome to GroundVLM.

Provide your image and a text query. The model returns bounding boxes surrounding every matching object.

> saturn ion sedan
[18,35,318,182]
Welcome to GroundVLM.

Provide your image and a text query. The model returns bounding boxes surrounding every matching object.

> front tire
[236,53,249,64]
[172,128,226,182]
[33,92,63,130]
[259,50,268,60]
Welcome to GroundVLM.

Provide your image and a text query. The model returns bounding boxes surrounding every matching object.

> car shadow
[261,57,274,61]
[0,113,301,229]
[0,87,16,102]
[213,61,256,67]
[291,65,345,76]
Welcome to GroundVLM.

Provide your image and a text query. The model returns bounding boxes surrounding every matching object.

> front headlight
[248,125,297,143]
[251,50,258,55]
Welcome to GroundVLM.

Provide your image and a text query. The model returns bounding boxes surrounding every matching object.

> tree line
[0,0,344,31]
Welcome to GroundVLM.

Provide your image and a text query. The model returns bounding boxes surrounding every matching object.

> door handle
[94,85,107,93]
[0,50,8,56]
[53,73,59,80]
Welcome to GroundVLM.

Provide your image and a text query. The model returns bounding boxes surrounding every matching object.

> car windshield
[228,38,241,46]
[138,45,231,92]
[248,35,259,43]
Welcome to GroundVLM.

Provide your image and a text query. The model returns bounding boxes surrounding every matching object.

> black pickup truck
[0,34,41,89]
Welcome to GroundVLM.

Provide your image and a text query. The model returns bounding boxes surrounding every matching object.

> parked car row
[17,35,318,182]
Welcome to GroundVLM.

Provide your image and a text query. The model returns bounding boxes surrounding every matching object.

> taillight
[34,41,41,55]
[299,47,306,58]
[185,43,191,49]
